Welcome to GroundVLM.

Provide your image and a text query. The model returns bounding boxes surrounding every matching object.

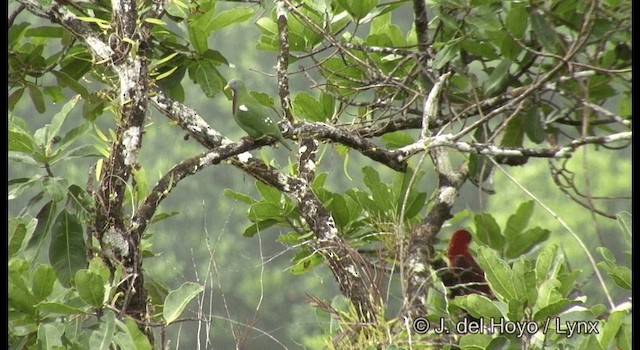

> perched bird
[446,229,492,297]
[224,79,292,151]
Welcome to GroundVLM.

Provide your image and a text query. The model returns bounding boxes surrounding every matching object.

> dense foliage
[9,0,630,348]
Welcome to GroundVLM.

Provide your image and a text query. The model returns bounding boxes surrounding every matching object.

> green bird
[224,79,292,151]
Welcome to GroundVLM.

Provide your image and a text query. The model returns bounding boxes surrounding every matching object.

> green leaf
[531,11,558,52]
[114,317,153,350]
[535,243,561,283]
[188,59,224,97]
[475,247,516,301]
[163,282,204,324]
[37,323,65,349]
[52,70,90,97]
[89,310,115,350]
[223,189,255,205]
[453,294,502,320]
[43,86,65,103]
[599,309,630,349]
[362,166,390,208]
[9,130,36,154]
[505,4,528,38]
[164,0,189,19]
[48,95,81,146]
[461,40,499,61]
[336,0,378,21]
[75,270,106,307]
[459,333,492,349]
[473,214,504,250]
[380,131,414,148]
[256,180,282,204]
[243,219,279,237]
[504,200,534,239]
[9,220,31,258]
[28,83,46,113]
[36,301,87,315]
[292,92,326,122]
[433,41,460,70]
[524,105,545,144]
[49,210,86,287]
[32,264,56,302]
[247,202,281,222]
[208,7,254,32]
[290,251,323,275]
[42,177,68,202]
[504,227,550,258]
[25,200,57,257]
[188,25,209,55]
[484,59,511,97]
[9,87,25,111]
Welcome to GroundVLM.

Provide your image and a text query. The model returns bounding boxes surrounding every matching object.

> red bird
[447,230,492,297]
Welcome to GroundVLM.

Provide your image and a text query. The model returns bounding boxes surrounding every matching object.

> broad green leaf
[36,301,87,315]
[9,281,36,316]
[42,176,68,202]
[25,200,57,257]
[37,323,65,349]
[89,310,115,350]
[9,130,36,154]
[52,70,89,97]
[9,221,29,258]
[453,294,502,320]
[114,317,153,350]
[188,25,209,55]
[28,83,46,113]
[256,180,282,204]
[484,59,511,97]
[535,243,561,283]
[579,334,604,350]
[208,8,254,32]
[504,227,550,258]
[247,202,281,221]
[510,258,532,302]
[475,246,516,301]
[164,0,189,19]
[75,270,106,308]
[188,59,224,97]
[362,166,390,209]
[473,214,504,250]
[57,121,91,153]
[459,333,492,349]
[290,251,323,275]
[433,41,460,70]
[9,87,25,111]
[243,219,279,237]
[223,188,255,205]
[505,4,528,38]
[88,257,110,283]
[531,11,558,53]
[163,282,204,324]
[504,200,534,239]
[43,86,65,103]
[461,40,499,60]
[380,131,414,148]
[524,106,545,144]
[49,210,86,287]
[32,264,56,302]
[292,92,325,122]
[48,95,80,146]
[599,309,630,348]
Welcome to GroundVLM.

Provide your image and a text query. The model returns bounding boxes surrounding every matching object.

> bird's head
[448,229,473,265]
[224,79,245,94]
